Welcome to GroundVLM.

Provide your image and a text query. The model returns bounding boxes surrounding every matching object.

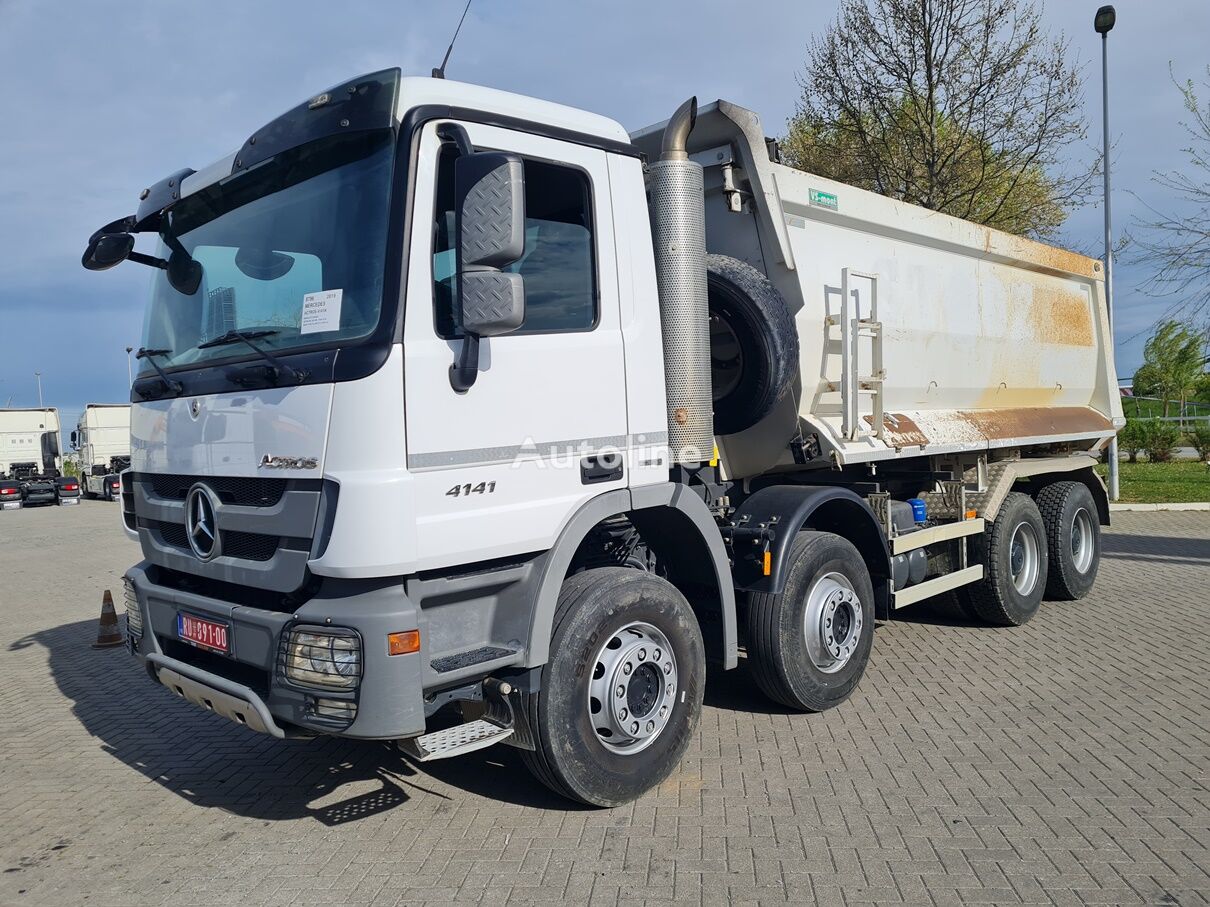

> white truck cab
[72,403,131,500]
[83,70,1120,805]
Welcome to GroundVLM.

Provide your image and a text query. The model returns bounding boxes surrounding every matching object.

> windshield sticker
[300,289,343,334]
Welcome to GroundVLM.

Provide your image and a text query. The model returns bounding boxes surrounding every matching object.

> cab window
[433,144,597,338]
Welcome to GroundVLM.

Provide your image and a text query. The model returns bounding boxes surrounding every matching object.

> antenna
[432,0,474,80]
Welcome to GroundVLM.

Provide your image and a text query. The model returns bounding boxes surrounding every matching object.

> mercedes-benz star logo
[185,484,221,561]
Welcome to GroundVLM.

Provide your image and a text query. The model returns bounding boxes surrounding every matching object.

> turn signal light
[965,509,978,519]
[762,551,772,576]
[387,630,420,656]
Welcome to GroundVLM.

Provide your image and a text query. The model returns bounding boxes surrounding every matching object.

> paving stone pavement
[0,502,1207,906]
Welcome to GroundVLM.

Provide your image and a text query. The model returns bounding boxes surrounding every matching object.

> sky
[0,0,1206,441]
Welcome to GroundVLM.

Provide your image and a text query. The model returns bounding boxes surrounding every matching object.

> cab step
[398,719,514,762]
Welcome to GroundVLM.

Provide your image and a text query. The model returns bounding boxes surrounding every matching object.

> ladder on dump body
[826,269,885,442]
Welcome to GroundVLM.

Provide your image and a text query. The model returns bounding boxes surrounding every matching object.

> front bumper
[125,562,425,739]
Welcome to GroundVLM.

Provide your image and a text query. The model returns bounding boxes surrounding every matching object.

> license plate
[59,498,79,505]
[177,613,230,654]
[1,502,19,510]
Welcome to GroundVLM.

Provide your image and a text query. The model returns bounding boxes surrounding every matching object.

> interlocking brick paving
[1,503,1206,905]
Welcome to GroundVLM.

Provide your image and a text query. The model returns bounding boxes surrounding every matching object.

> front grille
[223,531,280,562]
[140,518,281,562]
[141,473,287,507]
[147,518,188,548]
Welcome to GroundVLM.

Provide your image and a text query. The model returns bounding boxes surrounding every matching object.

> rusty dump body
[631,101,1125,477]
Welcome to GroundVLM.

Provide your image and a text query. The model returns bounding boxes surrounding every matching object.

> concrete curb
[1109,502,1210,512]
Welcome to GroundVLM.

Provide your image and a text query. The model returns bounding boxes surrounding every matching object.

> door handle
[580,454,623,485]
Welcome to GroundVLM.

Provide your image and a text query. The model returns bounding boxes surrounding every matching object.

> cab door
[402,120,627,571]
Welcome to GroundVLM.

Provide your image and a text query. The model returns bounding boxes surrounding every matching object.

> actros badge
[259,454,319,470]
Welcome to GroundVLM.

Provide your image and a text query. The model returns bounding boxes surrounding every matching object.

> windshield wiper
[134,347,184,396]
[198,329,307,383]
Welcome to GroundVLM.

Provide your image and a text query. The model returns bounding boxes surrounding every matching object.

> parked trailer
[84,73,1121,806]
[72,404,132,500]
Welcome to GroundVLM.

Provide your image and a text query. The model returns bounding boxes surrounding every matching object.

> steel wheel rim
[587,621,678,755]
[1070,507,1095,573]
[1008,522,1040,595]
[803,572,863,674]
[709,313,744,401]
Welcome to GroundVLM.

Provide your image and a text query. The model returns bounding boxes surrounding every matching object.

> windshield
[138,128,395,374]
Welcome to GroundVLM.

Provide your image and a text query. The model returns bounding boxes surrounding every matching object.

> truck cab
[83,70,1117,806]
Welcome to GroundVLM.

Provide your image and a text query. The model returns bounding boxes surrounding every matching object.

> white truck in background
[0,407,65,508]
[82,72,1121,806]
[72,404,132,501]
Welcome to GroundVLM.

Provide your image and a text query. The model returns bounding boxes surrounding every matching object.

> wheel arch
[1023,466,1110,526]
[525,484,738,671]
[731,485,892,619]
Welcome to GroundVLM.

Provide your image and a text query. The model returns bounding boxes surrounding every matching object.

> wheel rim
[709,312,744,401]
[1070,507,1095,573]
[1008,521,1041,595]
[803,572,863,674]
[587,621,678,755]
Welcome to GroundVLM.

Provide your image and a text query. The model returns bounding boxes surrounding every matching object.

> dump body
[632,103,1123,477]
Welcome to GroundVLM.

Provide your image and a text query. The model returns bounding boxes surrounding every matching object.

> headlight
[285,628,361,689]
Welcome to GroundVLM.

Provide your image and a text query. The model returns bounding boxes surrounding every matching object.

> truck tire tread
[961,492,1048,626]
[1036,481,1099,600]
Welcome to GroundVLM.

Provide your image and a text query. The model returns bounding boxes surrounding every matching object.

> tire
[1036,481,1100,600]
[705,254,799,435]
[520,567,706,807]
[957,492,1049,626]
[745,532,875,712]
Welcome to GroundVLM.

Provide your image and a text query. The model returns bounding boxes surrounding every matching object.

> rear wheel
[745,532,875,711]
[958,492,1049,626]
[520,568,705,807]
[1036,481,1101,600]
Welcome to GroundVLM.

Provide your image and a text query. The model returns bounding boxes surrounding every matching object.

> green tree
[785,0,1094,240]
[1134,67,1210,325]
[1131,320,1206,417]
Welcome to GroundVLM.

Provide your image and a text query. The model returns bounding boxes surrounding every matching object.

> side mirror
[69,431,78,450]
[450,150,526,391]
[82,232,135,271]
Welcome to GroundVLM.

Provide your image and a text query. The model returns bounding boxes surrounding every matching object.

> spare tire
[706,254,799,435]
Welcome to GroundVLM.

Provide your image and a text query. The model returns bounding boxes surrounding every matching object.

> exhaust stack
[649,97,713,464]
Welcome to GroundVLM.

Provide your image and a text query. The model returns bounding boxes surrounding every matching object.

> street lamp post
[125,346,134,387]
[1095,5,1119,502]
[34,371,43,409]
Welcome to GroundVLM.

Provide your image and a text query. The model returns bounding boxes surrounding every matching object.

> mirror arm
[436,122,475,156]
[128,251,168,270]
[449,332,480,393]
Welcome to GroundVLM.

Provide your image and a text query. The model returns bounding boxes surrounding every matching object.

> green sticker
[809,189,838,211]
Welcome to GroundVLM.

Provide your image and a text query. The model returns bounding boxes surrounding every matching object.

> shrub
[1187,421,1210,461]
[1117,419,1148,463]
[1142,420,1182,463]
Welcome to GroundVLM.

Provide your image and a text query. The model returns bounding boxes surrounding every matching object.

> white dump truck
[72,404,132,500]
[82,72,1121,806]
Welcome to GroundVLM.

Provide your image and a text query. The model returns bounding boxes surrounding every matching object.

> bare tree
[1133,67,1210,327]
[784,0,1095,240]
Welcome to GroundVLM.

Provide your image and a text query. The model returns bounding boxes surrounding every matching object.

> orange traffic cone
[92,590,124,648]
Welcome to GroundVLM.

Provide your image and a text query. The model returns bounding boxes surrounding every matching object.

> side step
[399,719,514,762]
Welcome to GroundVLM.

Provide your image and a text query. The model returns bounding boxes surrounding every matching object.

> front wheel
[745,531,875,711]
[520,568,705,807]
